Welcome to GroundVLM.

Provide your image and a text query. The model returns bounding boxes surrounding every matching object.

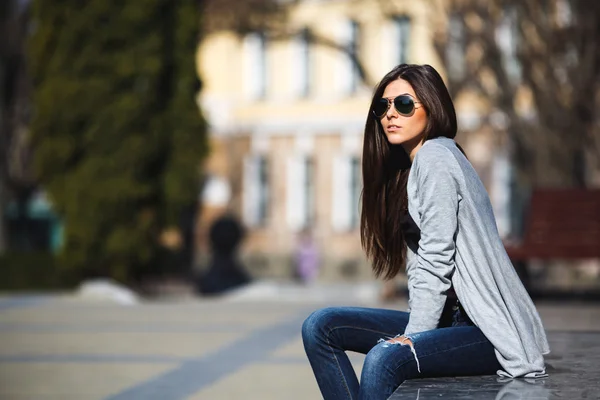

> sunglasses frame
[372,95,422,118]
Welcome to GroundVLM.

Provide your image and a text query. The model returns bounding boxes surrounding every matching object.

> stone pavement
[0,282,600,399]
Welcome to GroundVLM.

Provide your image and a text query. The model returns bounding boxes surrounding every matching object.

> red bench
[503,188,600,291]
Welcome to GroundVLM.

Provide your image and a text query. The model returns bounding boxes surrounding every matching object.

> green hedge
[0,252,73,291]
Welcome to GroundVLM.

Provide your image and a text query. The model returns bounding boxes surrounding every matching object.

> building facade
[195,0,513,281]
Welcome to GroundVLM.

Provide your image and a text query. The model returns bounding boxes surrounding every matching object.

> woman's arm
[404,145,460,335]
[405,240,419,313]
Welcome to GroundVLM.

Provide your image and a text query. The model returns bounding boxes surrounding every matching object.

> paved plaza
[1,282,599,399]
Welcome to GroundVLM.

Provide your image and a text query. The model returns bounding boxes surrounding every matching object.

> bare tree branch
[434,0,600,187]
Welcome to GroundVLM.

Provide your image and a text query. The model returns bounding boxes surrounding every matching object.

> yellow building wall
[195,0,500,281]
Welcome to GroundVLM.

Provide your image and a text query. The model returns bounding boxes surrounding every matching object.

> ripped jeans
[302,300,501,400]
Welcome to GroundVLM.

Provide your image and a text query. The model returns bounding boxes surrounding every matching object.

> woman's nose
[386,103,397,118]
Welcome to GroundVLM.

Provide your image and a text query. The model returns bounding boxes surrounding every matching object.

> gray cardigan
[403,137,549,378]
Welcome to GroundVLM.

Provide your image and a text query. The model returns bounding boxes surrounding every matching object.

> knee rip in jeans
[377,334,421,373]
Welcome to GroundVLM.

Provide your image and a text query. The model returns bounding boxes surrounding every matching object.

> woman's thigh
[407,326,500,376]
[363,325,500,382]
[302,306,410,354]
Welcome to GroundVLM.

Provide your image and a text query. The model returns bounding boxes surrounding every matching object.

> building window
[243,155,269,227]
[292,28,311,98]
[336,19,361,95]
[349,20,360,93]
[332,154,361,232]
[395,16,411,65]
[243,32,268,99]
[287,155,314,231]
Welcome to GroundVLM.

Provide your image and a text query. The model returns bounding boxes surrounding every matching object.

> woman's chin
[386,134,406,145]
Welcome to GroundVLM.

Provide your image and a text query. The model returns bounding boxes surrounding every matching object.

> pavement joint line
[0,296,49,311]
[0,354,358,366]
[103,307,314,400]
[0,322,243,334]
[0,354,192,363]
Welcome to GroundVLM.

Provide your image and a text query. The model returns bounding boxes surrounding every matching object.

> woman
[302,64,549,400]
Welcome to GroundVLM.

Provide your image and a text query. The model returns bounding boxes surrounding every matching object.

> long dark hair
[360,64,459,280]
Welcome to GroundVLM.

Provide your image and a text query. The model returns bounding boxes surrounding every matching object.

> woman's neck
[403,137,425,162]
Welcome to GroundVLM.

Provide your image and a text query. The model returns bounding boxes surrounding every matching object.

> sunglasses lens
[394,95,415,115]
[373,98,389,117]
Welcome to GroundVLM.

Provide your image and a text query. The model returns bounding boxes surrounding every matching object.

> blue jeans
[302,300,501,400]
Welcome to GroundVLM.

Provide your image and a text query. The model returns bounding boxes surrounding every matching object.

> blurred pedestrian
[302,64,549,400]
[294,228,320,284]
[196,214,251,296]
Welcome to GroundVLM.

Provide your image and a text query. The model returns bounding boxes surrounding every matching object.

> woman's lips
[386,125,401,133]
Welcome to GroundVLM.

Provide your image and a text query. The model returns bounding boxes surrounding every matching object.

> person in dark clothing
[196,214,251,295]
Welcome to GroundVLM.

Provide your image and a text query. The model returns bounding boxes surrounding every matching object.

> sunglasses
[372,95,422,118]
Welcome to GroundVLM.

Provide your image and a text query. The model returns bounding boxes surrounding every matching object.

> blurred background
[1,1,600,399]
[1,0,599,297]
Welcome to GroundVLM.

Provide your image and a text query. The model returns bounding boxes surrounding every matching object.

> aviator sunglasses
[372,95,422,118]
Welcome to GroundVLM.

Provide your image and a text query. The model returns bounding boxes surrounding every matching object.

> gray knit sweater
[403,137,549,378]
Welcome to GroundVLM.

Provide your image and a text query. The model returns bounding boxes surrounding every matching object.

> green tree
[1,0,36,254]
[28,0,207,283]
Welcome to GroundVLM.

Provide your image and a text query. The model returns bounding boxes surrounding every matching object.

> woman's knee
[302,307,345,347]
[363,342,400,374]
[361,341,417,389]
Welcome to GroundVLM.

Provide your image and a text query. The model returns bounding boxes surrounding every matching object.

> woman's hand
[386,335,412,346]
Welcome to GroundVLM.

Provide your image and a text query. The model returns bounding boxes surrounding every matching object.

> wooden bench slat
[503,189,600,261]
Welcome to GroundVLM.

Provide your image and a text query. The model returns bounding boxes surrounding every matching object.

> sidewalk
[0,284,599,399]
